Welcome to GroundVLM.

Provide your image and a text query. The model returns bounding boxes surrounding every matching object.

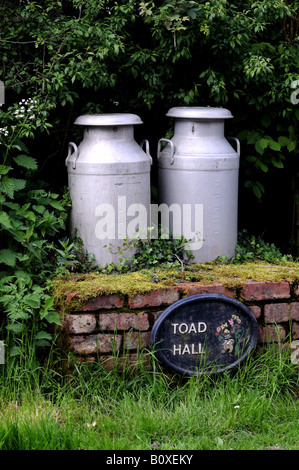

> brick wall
[57,278,299,372]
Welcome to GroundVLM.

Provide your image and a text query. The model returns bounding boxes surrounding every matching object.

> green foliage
[1,0,299,363]
[50,236,98,278]
[103,227,194,273]
[0,100,72,361]
[233,230,293,263]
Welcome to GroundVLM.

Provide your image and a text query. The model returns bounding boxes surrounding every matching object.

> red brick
[69,334,122,354]
[248,305,261,319]
[99,312,150,331]
[290,303,299,321]
[264,303,290,323]
[62,314,97,334]
[258,325,286,343]
[292,322,299,339]
[124,331,151,350]
[128,287,179,308]
[82,294,123,311]
[179,282,236,298]
[293,284,299,297]
[241,281,290,301]
[153,311,164,322]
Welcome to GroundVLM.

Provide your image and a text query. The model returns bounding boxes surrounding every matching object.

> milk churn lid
[74,113,143,126]
[166,107,233,120]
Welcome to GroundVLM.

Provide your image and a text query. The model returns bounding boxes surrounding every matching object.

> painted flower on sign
[215,314,248,357]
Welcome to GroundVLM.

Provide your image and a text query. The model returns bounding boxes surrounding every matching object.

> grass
[0,342,298,451]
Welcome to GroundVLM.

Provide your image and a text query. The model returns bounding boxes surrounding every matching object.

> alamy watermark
[0,81,4,107]
[94,196,204,251]
[291,80,299,105]
[0,341,5,364]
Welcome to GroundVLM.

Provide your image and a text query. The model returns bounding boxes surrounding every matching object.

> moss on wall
[51,260,299,313]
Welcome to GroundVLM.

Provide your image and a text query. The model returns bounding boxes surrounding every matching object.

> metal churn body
[66,114,152,267]
[157,107,240,263]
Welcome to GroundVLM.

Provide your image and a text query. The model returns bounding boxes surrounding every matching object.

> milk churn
[157,107,240,263]
[66,114,152,267]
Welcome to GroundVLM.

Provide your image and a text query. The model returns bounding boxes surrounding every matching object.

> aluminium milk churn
[66,113,152,267]
[157,106,240,263]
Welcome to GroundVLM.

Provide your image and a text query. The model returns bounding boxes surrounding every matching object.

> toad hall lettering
[150,294,259,375]
[172,322,207,356]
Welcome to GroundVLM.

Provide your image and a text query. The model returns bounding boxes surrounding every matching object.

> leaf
[9,346,22,357]
[287,141,296,152]
[261,114,271,127]
[14,270,32,283]
[268,140,281,151]
[6,323,24,334]
[278,136,289,147]
[272,159,284,169]
[12,178,27,191]
[35,331,52,341]
[36,339,52,347]
[50,200,65,210]
[253,184,263,199]
[257,161,268,172]
[0,211,12,229]
[42,296,55,309]
[246,156,257,162]
[215,437,224,446]
[42,310,61,325]
[0,165,12,175]
[13,155,38,170]
[33,204,45,214]
[24,294,41,309]
[259,138,268,149]
[0,249,17,266]
[237,129,248,141]
[0,176,14,198]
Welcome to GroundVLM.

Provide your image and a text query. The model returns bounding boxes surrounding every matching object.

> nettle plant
[0,98,70,359]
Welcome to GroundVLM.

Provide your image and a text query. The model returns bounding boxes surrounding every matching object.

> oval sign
[150,294,259,375]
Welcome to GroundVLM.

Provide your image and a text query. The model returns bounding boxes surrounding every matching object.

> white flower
[87,421,97,428]
[234,405,240,409]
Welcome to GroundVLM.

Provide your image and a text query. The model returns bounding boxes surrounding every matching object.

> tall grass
[0,340,298,450]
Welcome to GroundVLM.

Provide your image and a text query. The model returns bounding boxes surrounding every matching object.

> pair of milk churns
[66,107,240,267]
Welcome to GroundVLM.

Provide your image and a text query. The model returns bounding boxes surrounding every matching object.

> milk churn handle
[140,139,153,165]
[227,137,241,157]
[66,142,79,169]
[157,138,175,165]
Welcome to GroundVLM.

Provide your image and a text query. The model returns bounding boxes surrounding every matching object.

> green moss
[51,270,172,312]
[51,260,299,313]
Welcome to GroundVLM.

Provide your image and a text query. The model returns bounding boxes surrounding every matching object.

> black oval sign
[150,294,259,375]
